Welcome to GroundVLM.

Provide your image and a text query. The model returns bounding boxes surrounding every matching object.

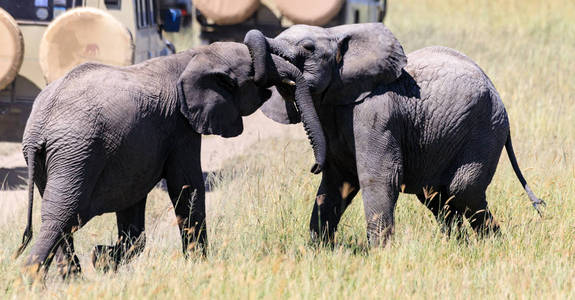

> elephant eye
[299,39,315,52]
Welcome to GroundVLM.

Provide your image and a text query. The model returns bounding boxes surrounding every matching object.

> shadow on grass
[0,167,27,190]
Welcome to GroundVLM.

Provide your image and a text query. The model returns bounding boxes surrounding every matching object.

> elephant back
[39,7,134,84]
[0,7,24,90]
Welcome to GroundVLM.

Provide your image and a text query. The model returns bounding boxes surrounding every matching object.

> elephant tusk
[282,78,296,86]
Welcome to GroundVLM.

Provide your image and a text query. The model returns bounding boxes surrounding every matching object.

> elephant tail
[14,147,36,259]
[505,134,546,217]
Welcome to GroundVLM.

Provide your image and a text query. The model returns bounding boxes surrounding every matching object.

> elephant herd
[13,23,544,279]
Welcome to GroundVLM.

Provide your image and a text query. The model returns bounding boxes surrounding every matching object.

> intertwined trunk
[245,30,326,174]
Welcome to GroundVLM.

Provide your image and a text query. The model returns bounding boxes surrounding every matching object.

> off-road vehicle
[0,0,182,141]
[192,0,387,43]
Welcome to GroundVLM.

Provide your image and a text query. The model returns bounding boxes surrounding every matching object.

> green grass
[2,0,575,297]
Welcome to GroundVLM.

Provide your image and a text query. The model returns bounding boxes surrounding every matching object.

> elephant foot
[56,257,82,280]
[309,230,335,249]
[183,240,207,259]
[55,245,82,280]
[20,263,45,285]
[92,239,145,272]
[91,245,118,273]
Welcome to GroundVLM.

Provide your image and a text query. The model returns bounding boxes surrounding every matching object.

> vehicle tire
[0,7,24,90]
[194,0,260,25]
[274,0,344,26]
[39,8,134,84]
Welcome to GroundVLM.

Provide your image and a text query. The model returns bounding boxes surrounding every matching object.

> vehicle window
[135,0,140,27]
[148,0,156,25]
[104,0,121,10]
[0,0,82,23]
[136,0,144,27]
[135,0,155,28]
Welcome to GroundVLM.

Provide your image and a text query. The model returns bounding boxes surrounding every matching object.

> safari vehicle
[0,0,184,141]
[192,0,387,44]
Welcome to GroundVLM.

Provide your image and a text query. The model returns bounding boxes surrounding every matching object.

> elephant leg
[309,165,359,245]
[23,195,80,278]
[115,199,146,261]
[355,164,402,247]
[166,177,206,256]
[360,177,400,247]
[92,199,147,272]
[164,137,206,257]
[355,129,403,247]
[416,187,464,236]
[460,192,500,236]
[448,158,500,237]
[55,234,81,279]
[24,226,64,278]
[23,147,103,278]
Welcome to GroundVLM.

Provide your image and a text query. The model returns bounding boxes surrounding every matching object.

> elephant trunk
[244,30,326,173]
[244,30,302,87]
[244,30,269,86]
[271,55,326,174]
[265,37,300,62]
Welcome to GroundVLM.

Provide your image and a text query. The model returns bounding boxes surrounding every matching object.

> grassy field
[2,0,575,298]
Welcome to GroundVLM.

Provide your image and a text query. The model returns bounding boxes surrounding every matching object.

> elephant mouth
[269,53,323,96]
[275,81,297,103]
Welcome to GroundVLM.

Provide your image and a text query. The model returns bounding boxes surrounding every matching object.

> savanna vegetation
[1,0,574,297]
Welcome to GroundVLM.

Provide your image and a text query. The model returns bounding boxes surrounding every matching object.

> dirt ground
[0,110,304,224]
[199,111,304,172]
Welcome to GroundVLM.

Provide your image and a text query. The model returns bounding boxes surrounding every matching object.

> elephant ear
[328,23,407,102]
[178,58,243,138]
[260,87,301,124]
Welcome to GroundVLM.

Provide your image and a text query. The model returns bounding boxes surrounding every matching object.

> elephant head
[244,23,407,120]
[178,42,326,173]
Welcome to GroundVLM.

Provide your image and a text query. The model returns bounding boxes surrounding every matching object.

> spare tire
[39,8,134,84]
[0,8,24,90]
[274,0,344,26]
[195,0,260,25]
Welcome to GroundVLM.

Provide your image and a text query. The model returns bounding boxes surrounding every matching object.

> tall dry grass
[2,0,574,298]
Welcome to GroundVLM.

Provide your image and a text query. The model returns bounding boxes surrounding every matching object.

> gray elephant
[14,42,325,278]
[244,23,545,246]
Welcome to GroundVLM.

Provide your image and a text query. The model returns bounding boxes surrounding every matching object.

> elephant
[14,41,325,278]
[244,23,545,247]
